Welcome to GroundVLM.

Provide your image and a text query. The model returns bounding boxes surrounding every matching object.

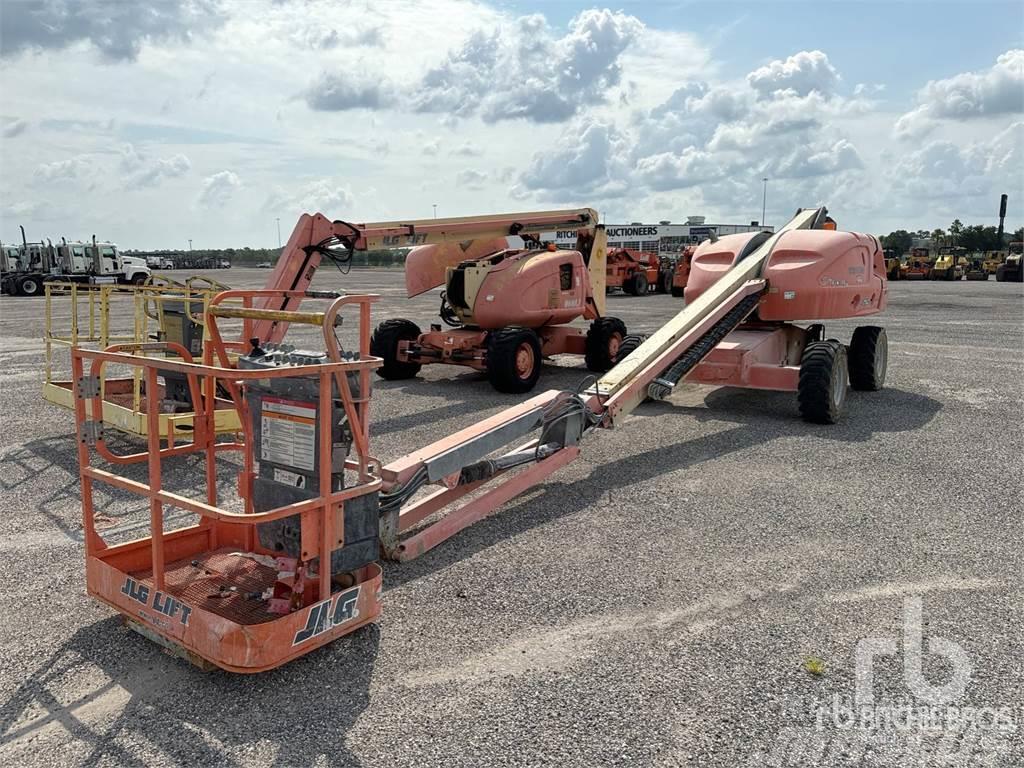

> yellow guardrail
[42,278,243,439]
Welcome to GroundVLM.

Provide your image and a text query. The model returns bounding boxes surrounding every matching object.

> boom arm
[256,208,604,343]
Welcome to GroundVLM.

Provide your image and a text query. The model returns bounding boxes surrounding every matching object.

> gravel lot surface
[0,267,1021,767]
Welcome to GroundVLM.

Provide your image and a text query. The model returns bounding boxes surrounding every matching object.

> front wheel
[629,272,648,295]
[798,340,848,424]
[17,276,41,296]
[585,317,627,372]
[131,273,148,285]
[486,327,542,393]
[370,319,423,380]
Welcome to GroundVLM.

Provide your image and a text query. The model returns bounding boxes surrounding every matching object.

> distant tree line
[880,222,1024,254]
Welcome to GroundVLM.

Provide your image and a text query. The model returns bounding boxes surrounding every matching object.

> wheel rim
[514,342,535,379]
[607,332,622,359]
[875,334,888,384]
[833,357,847,407]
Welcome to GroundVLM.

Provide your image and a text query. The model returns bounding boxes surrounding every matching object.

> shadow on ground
[385,385,943,589]
[0,618,380,767]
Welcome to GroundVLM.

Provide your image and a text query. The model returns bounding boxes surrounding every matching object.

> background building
[540,216,773,253]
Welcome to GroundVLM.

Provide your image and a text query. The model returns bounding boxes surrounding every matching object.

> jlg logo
[292,586,361,646]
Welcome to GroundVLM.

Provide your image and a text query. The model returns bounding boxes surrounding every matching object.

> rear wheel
[670,284,685,297]
[487,327,542,393]
[798,340,848,424]
[614,334,645,364]
[17,276,41,296]
[848,326,887,391]
[370,319,422,380]
[585,317,627,372]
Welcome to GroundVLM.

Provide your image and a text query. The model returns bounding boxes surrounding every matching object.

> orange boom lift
[75,207,889,672]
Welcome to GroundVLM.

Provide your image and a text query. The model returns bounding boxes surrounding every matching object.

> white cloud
[35,155,93,181]
[307,8,644,124]
[518,117,632,198]
[304,71,390,110]
[452,141,483,157]
[3,118,28,138]
[456,169,488,190]
[265,179,356,219]
[0,0,224,62]
[198,170,241,207]
[895,50,1024,139]
[747,50,839,99]
[523,51,865,204]
[120,144,191,189]
[890,121,1023,203]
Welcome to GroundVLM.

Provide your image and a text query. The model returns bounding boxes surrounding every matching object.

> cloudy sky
[1,0,1021,249]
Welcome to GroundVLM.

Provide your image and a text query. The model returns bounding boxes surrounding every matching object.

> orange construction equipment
[605,248,670,295]
[75,206,890,672]
[669,245,696,297]
[367,209,628,393]
[252,209,627,394]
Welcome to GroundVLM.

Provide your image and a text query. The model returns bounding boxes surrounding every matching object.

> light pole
[275,218,281,248]
[188,238,192,252]
[432,204,437,219]
[761,177,768,229]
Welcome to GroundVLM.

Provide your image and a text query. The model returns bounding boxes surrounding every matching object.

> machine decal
[382,234,428,246]
[120,576,193,626]
[260,397,316,472]
[819,276,848,287]
[292,585,362,646]
[273,468,306,488]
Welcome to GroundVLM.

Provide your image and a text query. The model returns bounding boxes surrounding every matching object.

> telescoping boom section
[76,206,888,671]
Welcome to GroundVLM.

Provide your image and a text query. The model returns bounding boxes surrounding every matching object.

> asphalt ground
[0,267,1021,767]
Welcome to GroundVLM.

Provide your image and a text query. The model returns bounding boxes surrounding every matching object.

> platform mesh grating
[134,549,284,626]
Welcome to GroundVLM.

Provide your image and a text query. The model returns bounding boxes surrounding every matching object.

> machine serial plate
[260,397,316,472]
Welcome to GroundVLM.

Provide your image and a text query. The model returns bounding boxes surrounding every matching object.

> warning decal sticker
[261,397,316,472]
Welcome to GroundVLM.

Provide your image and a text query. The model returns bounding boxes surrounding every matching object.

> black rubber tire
[848,326,887,391]
[798,340,848,424]
[657,271,671,294]
[17,276,41,296]
[370,319,422,380]
[614,334,644,364]
[486,327,542,393]
[131,273,148,285]
[621,273,637,296]
[585,317,627,372]
[631,272,649,295]
[996,265,1005,282]
[670,285,685,298]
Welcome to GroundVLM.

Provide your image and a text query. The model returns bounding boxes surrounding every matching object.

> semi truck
[1,229,150,296]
